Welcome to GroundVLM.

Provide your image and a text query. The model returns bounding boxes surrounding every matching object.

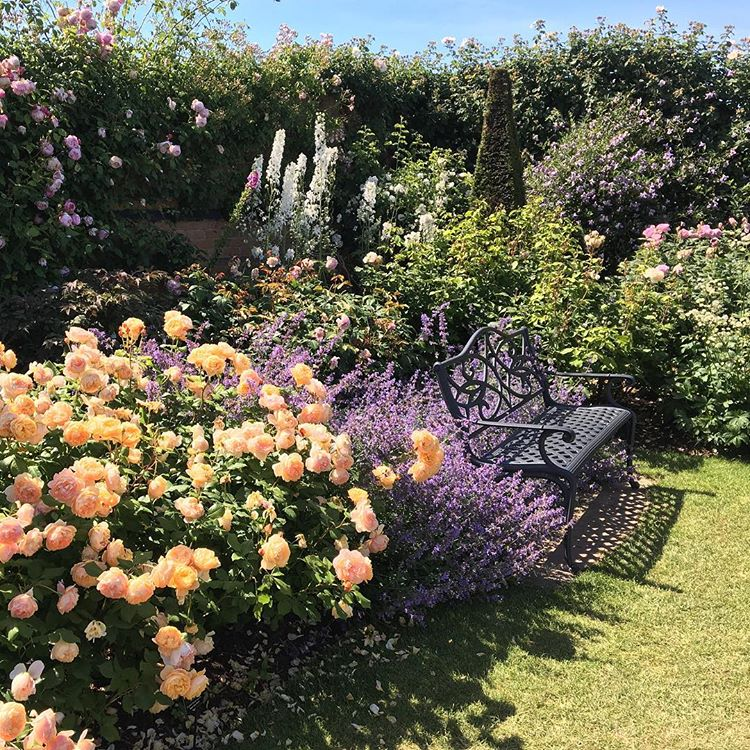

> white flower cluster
[231,113,340,262]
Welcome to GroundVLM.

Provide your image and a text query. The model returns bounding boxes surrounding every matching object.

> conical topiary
[473,68,526,210]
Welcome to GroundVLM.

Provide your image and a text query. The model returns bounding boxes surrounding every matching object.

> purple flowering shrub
[527,90,745,264]
[332,366,566,619]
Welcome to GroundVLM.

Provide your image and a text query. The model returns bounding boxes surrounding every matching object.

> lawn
[246,454,750,750]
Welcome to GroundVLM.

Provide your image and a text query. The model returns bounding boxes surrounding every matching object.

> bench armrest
[552,371,634,385]
[475,419,576,443]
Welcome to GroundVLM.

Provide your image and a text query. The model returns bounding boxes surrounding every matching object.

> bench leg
[626,413,639,489]
[563,478,579,571]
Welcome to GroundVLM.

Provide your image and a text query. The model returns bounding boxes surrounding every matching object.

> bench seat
[480,404,632,474]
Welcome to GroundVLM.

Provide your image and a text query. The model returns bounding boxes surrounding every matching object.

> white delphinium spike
[266,128,286,198]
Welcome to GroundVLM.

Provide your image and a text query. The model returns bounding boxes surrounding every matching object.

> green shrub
[364,199,608,361]
[616,221,750,447]
[473,68,525,210]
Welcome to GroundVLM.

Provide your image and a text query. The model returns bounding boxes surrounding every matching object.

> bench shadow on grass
[261,466,696,750]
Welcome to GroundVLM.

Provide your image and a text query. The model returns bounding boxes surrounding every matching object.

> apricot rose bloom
[350,502,379,533]
[290,362,313,386]
[372,464,399,490]
[0,701,26,742]
[272,452,304,482]
[50,639,79,663]
[44,520,77,551]
[118,316,146,342]
[9,660,44,701]
[332,549,373,588]
[175,496,205,522]
[126,574,156,604]
[4,472,43,504]
[163,310,194,340]
[154,625,183,652]
[96,567,129,599]
[56,582,79,614]
[348,488,369,505]
[148,475,169,499]
[259,533,291,570]
[159,666,192,699]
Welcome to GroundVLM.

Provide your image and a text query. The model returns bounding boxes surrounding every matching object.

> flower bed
[0,312,440,738]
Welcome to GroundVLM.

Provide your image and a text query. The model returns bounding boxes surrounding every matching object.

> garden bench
[434,325,637,569]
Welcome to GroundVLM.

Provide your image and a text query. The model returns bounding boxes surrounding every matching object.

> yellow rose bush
[0,314,442,739]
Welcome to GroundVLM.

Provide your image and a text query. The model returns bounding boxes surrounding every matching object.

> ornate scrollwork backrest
[434,326,550,424]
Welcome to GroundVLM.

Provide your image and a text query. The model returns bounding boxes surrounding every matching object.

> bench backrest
[434,325,551,424]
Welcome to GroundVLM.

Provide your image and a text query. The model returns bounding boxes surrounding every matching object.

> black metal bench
[434,325,637,569]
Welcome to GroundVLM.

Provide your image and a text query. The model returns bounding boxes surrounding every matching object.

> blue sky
[235,0,750,52]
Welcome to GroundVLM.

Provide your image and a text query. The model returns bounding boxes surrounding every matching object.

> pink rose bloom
[109,155,123,168]
[18,529,43,557]
[56,582,79,613]
[8,591,38,619]
[305,448,332,473]
[272,452,304,482]
[0,114,8,129]
[0,518,24,545]
[11,79,36,95]
[96,567,129,599]
[329,467,350,485]
[26,708,57,747]
[0,543,17,563]
[336,314,350,331]
[313,326,326,342]
[368,533,389,553]
[332,549,373,588]
[68,147,82,160]
[246,170,260,189]
[9,661,44,701]
[350,502,378,533]
[64,135,79,149]
[168,144,181,157]
[48,468,83,505]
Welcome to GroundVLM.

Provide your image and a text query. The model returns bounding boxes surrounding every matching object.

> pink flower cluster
[64,133,82,161]
[677,223,722,240]
[157,140,182,157]
[0,57,36,129]
[191,99,210,128]
[58,199,82,228]
[642,223,670,246]
[56,6,98,34]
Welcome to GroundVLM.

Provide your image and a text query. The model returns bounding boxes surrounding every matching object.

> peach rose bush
[0,314,442,740]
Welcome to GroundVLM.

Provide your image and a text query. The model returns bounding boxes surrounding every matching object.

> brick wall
[152,218,249,265]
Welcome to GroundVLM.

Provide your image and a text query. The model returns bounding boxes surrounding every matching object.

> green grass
[244,454,750,750]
